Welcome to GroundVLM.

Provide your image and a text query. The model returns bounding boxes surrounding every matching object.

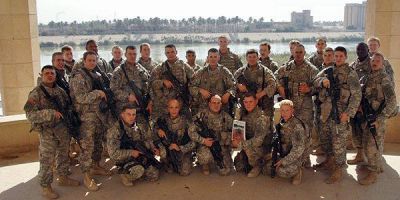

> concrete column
[0,0,40,115]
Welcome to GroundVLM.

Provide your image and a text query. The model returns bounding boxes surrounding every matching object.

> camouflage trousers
[38,123,70,187]
[234,146,264,172]
[159,146,193,176]
[362,118,386,172]
[265,159,300,179]
[125,165,160,182]
[320,119,350,168]
[197,145,233,173]
[350,118,363,149]
[296,111,313,165]
[79,113,107,173]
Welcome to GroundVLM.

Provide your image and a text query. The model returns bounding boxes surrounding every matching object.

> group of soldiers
[24,35,397,199]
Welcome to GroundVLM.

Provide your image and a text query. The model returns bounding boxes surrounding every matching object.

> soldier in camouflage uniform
[61,45,76,76]
[284,40,301,65]
[190,48,235,115]
[154,99,196,176]
[110,46,152,131]
[265,100,306,185]
[189,95,233,176]
[259,42,279,73]
[108,45,125,70]
[69,52,112,191]
[313,46,362,184]
[72,40,113,75]
[232,93,269,178]
[138,43,158,73]
[150,44,195,120]
[217,35,243,75]
[367,37,395,88]
[308,38,327,69]
[186,49,202,72]
[275,44,318,168]
[357,53,397,185]
[235,49,277,122]
[107,105,159,187]
[24,65,80,199]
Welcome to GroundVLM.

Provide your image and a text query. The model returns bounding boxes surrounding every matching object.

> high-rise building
[291,10,313,28]
[344,1,367,30]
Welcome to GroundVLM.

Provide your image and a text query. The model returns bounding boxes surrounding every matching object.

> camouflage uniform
[187,62,202,73]
[308,52,324,70]
[109,58,125,70]
[369,52,396,88]
[154,115,196,176]
[69,67,112,173]
[150,59,194,120]
[314,64,362,168]
[190,64,235,115]
[218,48,243,75]
[110,62,151,128]
[361,69,397,172]
[72,57,114,75]
[265,117,306,178]
[24,83,71,187]
[189,109,233,174]
[64,59,75,76]
[234,63,277,118]
[234,107,270,172]
[138,57,158,74]
[275,60,318,164]
[259,57,279,73]
[106,120,159,181]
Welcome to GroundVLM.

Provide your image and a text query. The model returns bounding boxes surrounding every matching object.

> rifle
[121,65,150,120]
[325,67,341,124]
[118,120,162,171]
[237,69,267,109]
[270,119,286,178]
[193,115,225,169]
[82,67,118,119]
[162,61,190,107]
[155,118,191,173]
[39,85,81,141]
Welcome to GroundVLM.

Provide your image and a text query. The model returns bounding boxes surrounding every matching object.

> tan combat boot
[247,166,261,178]
[291,168,303,185]
[91,163,112,176]
[347,148,364,165]
[57,176,80,186]
[120,174,134,187]
[313,156,334,171]
[325,166,343,184]
[359,170,377,185]
[202,164,210,175]
[42,186,59,199]
[83,172,99,191]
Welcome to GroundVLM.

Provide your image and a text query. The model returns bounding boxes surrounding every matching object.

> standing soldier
[367,37,395,88]
[24,65,80,199]
[285,40,301,65]
[70,51,112,191]
[232,93,269,178]
[73,40,114,75]
[109,45,125,70]
[110,46,152,131]
[190,48,235,115]
[154,99,196,176]
[313,46,361,184]
[189,95,233,176]
[61,45,75,76]
[217,35,243,75]
[265,100,306,185]
[308,38,327,69]
[186,49,202,72]
[107,105,160,187]
[259,42,279,73]
[357,53,397,185]
[275,44,318,168]
[150,44,194,120]
[138,43,158,73]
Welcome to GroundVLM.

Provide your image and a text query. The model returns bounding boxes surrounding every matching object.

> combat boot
[202,164,210,175]
[291,168,303,185]
[359,170,377,185]
[57,175,80,186]
[42,186,59,199]
[313,156,334,171]
[325,166,343,184]
[91,163,112,176]
[247,166,261,178]
[83,172,99,191]
[120,174,134,187]
[347,148,364,165]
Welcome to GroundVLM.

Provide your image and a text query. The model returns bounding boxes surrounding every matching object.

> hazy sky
[37,0,366,24]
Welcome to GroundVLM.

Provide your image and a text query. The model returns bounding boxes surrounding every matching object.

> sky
[37,0,366,24]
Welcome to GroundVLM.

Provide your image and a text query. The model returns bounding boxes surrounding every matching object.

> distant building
[291,10,313,28]
[344,1,366,30]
